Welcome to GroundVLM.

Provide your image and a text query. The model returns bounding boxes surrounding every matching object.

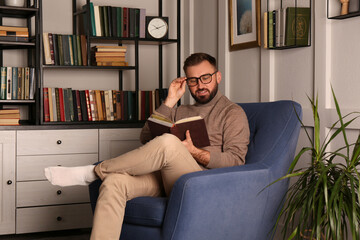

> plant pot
[4,0,25,7]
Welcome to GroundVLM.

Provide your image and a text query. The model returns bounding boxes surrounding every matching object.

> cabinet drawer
[16,204,93,234]
[17,129,98,155]
[17,153,98,181]
[17,181,90,207]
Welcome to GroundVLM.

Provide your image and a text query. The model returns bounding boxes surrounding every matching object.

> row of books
[86,3,146,38]
[263,7,310,48]
[0,25,29,42]
[43,88,168,123]
[43,33,87,66]
[92,45,128,67]
[0,109,20,126]
[0,67,36,100]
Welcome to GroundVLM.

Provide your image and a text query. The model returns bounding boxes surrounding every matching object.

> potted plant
[272,88,360,240]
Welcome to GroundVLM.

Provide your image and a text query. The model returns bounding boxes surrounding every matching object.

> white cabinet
[0,127,143,235]
[99,128,143,161]
[16,129,98,234]
[0,131,16,235]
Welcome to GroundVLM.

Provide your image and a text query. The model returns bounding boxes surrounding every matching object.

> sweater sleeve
[139,103,175,144]
[206,107,250,169]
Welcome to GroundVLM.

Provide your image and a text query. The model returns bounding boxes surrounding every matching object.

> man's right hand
[164,77,187,108]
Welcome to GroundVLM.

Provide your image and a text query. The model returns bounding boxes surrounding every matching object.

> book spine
[58,88,65,122]
[89,2,96,36]
[85,90,92,121]
[75,90,82,121]
[48,87,54,122]
[6,67,12,100]
[11,67,18,100]
[0,67,6,99]
[43,33,52,65]
[55,88,61,121]
[48,33,55,65]
[79,90,88,121]
[43,87,50,122]
[51,88,57,121]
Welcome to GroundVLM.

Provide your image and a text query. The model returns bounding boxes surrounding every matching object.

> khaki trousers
[90,134,203,240]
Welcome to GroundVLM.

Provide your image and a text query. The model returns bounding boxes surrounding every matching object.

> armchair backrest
[239,100,302,180]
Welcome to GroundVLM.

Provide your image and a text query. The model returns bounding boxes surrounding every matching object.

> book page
[175,116,202,124]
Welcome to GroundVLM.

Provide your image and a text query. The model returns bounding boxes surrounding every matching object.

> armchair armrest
[162,163,279,240]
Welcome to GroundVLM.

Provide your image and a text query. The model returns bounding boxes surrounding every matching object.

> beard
[190,83,218,104]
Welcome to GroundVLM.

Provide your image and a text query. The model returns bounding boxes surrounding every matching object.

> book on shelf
[43,33,88,66]
[0,108,20,125]
[0,118,19,125]
[285,7,311,46]
[0,26,28,42]
[147,114,210,148]
[42,88,168,123]
[264,7,310,48]
[92,45,128,66]
[86,4,145,38]
[0,67,35,100]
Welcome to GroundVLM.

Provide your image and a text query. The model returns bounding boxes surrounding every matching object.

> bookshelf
[0,1,40,125]
[265,0,312,50]
[39,0,181,126]
[327,0,360,19]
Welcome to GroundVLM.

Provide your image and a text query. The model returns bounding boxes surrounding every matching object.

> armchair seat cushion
[124,197,167,227]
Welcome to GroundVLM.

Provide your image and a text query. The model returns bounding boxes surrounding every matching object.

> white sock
[44,165,98,187]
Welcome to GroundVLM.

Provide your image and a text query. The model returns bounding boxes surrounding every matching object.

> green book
[102,6,109,37]
[268,11,274,48]
[58,34,64,65]
[285,7,311,46]
[76,35,82,66]
[0,67,6,99]
[89,2,96,36]
[117,7,122,37]
[72,35,78,66]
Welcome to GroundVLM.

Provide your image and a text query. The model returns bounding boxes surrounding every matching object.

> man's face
[185,60,221,104]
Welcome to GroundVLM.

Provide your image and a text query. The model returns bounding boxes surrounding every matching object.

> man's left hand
[182,130,210,166]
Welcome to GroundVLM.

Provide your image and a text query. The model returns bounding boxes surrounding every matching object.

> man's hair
[183,53,217,73]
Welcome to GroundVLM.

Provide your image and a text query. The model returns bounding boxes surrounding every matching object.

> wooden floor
[0,229,91,240]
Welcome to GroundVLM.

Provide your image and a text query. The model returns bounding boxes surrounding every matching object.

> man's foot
[44,165,98,187]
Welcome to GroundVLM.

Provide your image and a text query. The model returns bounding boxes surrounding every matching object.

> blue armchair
[89,100,302,240]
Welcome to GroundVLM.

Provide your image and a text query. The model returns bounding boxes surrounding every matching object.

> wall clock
[146,16,169,39]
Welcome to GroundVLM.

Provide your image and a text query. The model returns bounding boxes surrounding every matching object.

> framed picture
[229,0,261,51]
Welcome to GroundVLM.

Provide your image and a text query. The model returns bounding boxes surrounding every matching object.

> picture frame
[229,0,261,51]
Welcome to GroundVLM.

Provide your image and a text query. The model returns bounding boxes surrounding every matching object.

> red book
[76,90,82,121]
[43,88,50,122]
[85,90,92,121]
[58,88,65,122]
[123,8,128,37]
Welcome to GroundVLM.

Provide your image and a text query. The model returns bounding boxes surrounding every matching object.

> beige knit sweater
[140,91,250,169]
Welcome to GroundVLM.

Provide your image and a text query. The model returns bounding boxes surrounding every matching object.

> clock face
[147,18,168,39]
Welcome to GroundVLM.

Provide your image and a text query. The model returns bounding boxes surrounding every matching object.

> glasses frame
[186,71,218,87]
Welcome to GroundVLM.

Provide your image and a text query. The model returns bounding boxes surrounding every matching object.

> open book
[147,114,210,148]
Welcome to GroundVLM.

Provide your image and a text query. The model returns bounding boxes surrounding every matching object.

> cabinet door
[99,129,142,161]
[0,131,15,234]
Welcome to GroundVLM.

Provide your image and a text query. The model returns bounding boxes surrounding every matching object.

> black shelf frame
[0,0,40,125]
[327,0,360,19]
[38,0,181,127]
[266,0,312,50]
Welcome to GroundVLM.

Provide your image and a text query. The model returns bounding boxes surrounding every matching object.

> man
[45,52,250,240]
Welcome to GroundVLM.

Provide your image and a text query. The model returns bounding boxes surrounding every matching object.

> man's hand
[182,130,210,167]
[164,77,187,108]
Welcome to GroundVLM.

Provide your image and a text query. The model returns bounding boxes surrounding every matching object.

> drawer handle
[7,180,12,185]
[57,190,62,195]
[57,140,62,145]
[57,216,62,221]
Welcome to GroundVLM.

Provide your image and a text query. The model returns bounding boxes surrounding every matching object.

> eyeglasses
[186,71,218,87]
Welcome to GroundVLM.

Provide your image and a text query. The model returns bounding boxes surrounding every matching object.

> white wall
[188,0,360,237]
